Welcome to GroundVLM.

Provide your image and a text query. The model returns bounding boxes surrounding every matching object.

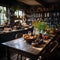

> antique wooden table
[2,37,52,60]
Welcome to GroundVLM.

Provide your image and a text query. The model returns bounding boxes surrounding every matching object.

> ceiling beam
[35,0,49,7]
[0,0,30,9]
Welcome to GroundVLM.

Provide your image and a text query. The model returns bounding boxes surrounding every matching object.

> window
[14,10,25,19]
[0,6,7,25]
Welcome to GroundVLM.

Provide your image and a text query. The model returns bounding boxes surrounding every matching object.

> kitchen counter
[0,26,33,34]
[0,26,33,43]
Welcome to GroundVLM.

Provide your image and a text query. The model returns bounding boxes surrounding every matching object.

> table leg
[20,55,22,60]
[17,54,19,60]
[6,48,11,60]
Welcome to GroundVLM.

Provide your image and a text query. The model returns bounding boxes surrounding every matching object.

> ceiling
[0,0,60,8]
[17,0,60,6]
[18,0,41,6]
[43,0,60,3]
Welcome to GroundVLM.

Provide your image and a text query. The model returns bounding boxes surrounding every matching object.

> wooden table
[2,38,52,60]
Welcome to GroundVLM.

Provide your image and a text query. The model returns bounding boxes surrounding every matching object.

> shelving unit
[25,7,60,29]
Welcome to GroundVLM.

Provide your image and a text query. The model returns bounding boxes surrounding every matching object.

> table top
[2,37,51,57]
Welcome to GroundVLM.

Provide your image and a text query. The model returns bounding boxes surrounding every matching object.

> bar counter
[0,26,33,43]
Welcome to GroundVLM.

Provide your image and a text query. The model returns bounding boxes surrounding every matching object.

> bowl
[23,34,36,43]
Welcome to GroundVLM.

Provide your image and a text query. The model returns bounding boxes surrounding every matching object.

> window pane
[19,11,22,16]
[4,14,7,20]
[1,13,4,19]
[14,10,23,18]
[14,10,18,17]
[1,20,4,25]
[0,6,3,13]
[0,6,7,25]
[4,7,6,11]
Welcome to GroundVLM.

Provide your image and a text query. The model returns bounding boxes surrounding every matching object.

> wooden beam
[35,0,49,7]
[0,0,30,9]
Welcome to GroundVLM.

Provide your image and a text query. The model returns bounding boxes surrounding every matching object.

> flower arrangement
[32,20,48,32]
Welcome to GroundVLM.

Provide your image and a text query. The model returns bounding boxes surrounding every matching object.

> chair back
[41,40,58,60]
[15,33,23,39]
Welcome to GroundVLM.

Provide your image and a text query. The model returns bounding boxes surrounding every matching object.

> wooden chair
[40,40,58,60]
